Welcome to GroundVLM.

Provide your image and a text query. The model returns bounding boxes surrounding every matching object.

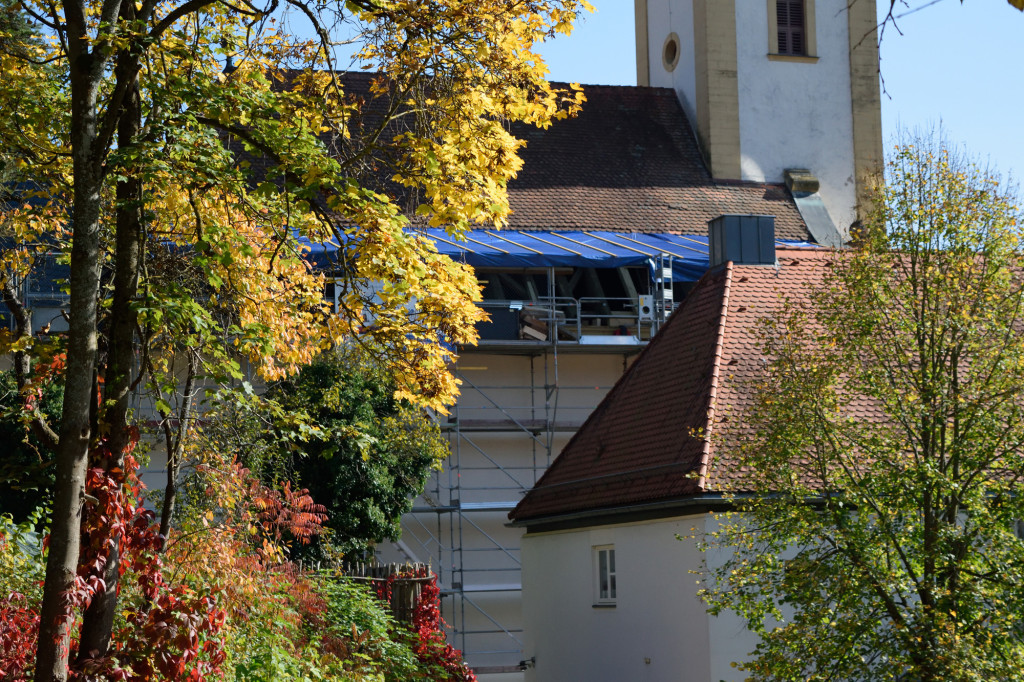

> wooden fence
[337,561,434,624]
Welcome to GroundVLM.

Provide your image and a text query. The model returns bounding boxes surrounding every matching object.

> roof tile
[509,247,835,522]
[507,85,808,240]
[242,76,810,242]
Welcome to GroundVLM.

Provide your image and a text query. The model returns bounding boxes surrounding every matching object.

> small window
[776,0,806,56]
[662,32,680,72]
[767,0,816,60]
[593,545,616,605]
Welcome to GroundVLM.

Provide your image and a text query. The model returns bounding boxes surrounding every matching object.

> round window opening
[663,33,680,72]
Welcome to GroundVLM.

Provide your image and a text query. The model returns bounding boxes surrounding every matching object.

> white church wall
[646,0,698,126]
[642,0,864,234]
[735,0,858,232]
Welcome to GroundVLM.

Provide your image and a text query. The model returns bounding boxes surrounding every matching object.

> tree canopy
[702,141,1024,681]
[0,0,592,677]
[181,351,447,560]
[265,352,447,558]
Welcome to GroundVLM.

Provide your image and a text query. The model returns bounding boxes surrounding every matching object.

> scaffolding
[390,260,674,674]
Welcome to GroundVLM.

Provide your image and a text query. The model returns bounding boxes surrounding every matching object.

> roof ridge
[696,261,733,491]
[548,82,677,93]
[712,178,790,189]
[773,245,838,254]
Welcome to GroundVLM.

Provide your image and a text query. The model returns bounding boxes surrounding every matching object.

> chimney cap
[784,168,820,195]
[708,215,776,269]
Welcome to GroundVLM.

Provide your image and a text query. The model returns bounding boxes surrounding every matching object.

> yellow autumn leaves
[1,0,592,410]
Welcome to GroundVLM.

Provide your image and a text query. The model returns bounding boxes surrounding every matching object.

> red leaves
[22,351,66,412]
[87,449,229,682]
[253,479,328,546]
[72,434,149,614]
[28,435,230,681]
[7,438,332,681]
[203,459,328,553]
[408,575,475,682]
[0,592,40,680]
[111,589,227,681]
[374,567,476,682]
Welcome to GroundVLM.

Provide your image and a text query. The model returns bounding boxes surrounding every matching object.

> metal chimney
[707,215,776,269]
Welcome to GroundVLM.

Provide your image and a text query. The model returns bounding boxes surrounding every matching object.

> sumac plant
[375,567,477,682]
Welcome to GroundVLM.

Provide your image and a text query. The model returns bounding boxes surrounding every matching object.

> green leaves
[263,349,446,558]
[702,139,1024,681]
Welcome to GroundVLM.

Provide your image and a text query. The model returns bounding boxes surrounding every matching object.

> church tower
[634,0,883,239]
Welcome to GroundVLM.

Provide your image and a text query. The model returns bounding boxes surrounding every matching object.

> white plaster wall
[701,513,764,682]
[521,514,756,682]
[646,0,697,125]
[138,439,168,502]
[735,0,858,231]
[478,674,523,682]
[380,349,635,671]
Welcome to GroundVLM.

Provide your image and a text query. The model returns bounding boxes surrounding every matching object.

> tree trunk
[33,76,104,682]
[34,0,119,675]
[158,349,199,542]
[76,47,142,662]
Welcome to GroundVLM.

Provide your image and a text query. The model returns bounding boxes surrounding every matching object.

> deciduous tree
[0,0,591,678]
[265,350,448,558]
[702,141,1024,681]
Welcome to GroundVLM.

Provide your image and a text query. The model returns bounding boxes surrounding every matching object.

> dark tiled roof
[508,247,834,523]
[237,75,809,241]
[506,85,808,240]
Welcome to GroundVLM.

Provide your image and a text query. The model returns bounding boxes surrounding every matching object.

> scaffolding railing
[476,295,661,345]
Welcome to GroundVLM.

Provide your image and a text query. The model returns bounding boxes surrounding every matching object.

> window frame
[593,545,617,606]
[767,0,818,62]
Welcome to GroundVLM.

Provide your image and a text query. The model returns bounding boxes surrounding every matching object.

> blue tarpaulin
[309,229,816,284]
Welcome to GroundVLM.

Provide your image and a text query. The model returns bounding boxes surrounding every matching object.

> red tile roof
[508,247,835,524]
[507,85,808,240]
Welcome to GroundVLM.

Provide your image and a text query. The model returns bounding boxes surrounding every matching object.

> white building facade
[519,513,756,682]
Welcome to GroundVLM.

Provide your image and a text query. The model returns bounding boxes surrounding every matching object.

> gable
[509,265,728,522]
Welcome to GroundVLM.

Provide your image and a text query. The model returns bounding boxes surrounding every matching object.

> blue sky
[536,1,1024,182]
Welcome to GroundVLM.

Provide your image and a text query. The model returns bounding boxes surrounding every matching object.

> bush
[266,351,447,559]
[0,369,63,522]
[0,512,44,680]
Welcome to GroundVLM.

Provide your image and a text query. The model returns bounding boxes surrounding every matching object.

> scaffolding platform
[412,501,520,513]
[439,419,583,433]
[465,339,648,355]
